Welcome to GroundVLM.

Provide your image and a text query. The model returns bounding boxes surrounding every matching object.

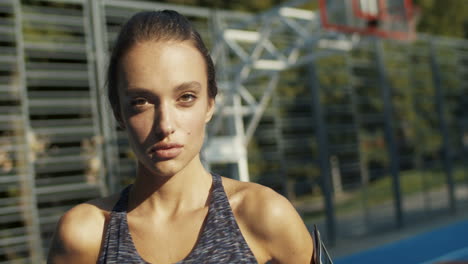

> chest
[127,208,208,264]
[101,180,270,263]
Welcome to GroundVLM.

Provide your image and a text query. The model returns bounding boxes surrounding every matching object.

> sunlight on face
[118,41,214,177]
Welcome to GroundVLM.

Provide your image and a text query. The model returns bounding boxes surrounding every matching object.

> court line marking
[419,246,468,264]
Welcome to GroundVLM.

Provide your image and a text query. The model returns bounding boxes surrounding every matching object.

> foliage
[302,165,468,223]
[413,0,468,38]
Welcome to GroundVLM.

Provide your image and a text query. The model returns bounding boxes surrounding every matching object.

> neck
[128,156,212,217]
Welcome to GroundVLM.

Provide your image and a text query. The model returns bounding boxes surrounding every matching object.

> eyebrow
[125,81,202,95]
[173,81,202,93]
[124,88,151,96]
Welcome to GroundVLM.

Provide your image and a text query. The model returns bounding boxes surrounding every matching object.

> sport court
[335,219,468,264]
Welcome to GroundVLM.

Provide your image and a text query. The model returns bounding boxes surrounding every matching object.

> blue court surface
[335,219,468,264]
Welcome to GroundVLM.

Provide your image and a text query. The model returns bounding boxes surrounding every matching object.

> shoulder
[47,193,119,264]
[221,177,291,221]
[222,177,313,263]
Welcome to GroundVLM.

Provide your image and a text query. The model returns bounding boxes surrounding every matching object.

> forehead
[119,40,207,92]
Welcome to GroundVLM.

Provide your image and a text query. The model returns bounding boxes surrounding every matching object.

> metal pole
[429,39,456,214]
[89,0,120,193]
[345,53,372,231]
[374,38,404,228]
[83,0,108,196]
[272,91,289,197]
[308,62,336,245]
[233,93,249,181]
[405,45,431,214]
[12,0,44,261]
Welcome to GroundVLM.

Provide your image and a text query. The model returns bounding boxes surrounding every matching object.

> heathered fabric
[98,173,258,263]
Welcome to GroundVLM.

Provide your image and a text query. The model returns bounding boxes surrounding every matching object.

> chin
[138,158,183,178]
[149,162,180,177]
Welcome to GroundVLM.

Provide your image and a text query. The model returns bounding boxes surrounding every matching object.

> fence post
[83,0,108,197]
[88,0,120,192]
[308,62,336,245]
[429,39,456,214]
[12,0,44,261]
[374,38,404,228]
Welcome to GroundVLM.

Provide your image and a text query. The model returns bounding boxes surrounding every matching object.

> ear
[205,98,215,123]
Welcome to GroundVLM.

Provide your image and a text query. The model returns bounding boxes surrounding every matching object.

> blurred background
[0,0,467,263]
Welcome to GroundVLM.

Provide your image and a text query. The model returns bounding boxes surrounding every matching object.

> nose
[155,102,175,138]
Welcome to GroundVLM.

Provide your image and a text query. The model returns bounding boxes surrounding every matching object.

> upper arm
[47,203,105,264]
[242,187,313,264]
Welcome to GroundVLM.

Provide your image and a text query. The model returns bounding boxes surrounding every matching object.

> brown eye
[179,93,196,103]
[131,97,148,106]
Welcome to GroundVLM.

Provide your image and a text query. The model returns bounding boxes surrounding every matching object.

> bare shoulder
[222,177,313,263]
[221,177,303,228]
[221,177,288,217]
[47,193,119,264]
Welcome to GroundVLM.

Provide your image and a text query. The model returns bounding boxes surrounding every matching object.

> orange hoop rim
[319,0,418,41]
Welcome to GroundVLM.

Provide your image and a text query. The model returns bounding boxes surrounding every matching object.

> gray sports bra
[97,173,258,263]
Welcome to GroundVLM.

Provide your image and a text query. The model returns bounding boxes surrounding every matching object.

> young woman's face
[118,40,214,177]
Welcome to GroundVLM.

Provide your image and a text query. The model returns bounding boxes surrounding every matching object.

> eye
[131,97,148,106]
[179,93,197,104]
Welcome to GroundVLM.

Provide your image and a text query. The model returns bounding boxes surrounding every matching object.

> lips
[148,143,183,160]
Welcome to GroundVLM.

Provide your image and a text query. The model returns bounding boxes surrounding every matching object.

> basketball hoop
[319,0,418,41]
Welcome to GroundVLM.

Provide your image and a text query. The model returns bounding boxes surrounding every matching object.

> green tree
[413,0,468,38]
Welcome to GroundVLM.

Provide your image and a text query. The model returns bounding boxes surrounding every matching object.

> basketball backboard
[319,0,418,41]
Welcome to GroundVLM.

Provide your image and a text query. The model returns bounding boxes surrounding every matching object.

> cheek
[180,109,207,136]
[127,112,154,141]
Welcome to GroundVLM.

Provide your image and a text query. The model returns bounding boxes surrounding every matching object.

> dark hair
[107,10,217,122]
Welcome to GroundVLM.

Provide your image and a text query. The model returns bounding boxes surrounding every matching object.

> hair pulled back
[107,10,217,121]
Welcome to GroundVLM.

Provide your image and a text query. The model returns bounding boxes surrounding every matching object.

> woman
[48,10,313,264]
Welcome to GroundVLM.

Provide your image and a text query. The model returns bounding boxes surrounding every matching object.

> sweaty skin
[47,40,313,264]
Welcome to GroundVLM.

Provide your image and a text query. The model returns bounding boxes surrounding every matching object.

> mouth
[148,143,183,160]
